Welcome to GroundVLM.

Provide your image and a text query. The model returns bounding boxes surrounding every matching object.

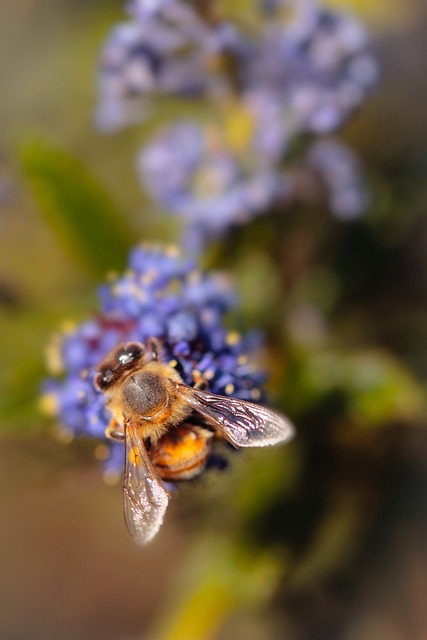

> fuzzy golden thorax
[102,359,191,443]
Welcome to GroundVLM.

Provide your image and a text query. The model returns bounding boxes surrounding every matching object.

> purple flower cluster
[140,123,369,249]
[96,0,244,131]
[104,0,377,247]
[251,1,378,135]
[43,246,265,476]
[97,0,377,133]
[140,120,292,250]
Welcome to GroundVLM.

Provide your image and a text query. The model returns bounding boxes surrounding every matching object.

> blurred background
[1,1,427,639]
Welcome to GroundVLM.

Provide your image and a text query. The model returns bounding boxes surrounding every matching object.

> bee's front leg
[105,419,125,442]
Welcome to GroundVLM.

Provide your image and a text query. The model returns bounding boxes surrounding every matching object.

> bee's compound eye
[117,343,144,366]
[123,372,168,417]
[94,370,113,391]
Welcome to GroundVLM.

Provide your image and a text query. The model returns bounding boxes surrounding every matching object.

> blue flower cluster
[251,1,378,135]
[96,0,377,247]
[139,119,291,251]
[98,0,377,131]
[96,0,244,131]
[140,126,369,249]
[43,246,265,477]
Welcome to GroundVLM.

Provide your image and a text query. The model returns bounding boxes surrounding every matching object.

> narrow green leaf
[20,137,134,277]
[152,538,283,640]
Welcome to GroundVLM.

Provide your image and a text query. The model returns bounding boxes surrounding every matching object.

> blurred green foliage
[21,138,134,278]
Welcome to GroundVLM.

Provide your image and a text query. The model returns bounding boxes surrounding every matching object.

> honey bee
[94,339,294,544]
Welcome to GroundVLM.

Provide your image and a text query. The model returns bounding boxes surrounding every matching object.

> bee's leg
[105,419,125,442]
[148,337,160,362]
[192,370,208,391]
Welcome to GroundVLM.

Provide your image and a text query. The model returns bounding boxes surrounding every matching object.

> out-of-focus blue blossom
[97,0,377,247]
[96,0,245,131]
[130,0,377,247]
[43,246,266,477]
[96,17,206,131]
[140,120,291,249]
[306,139,370,220]
[97,0,377,132]
[126,0,172,19]
[139,121,370,248]
[249,1,378,134]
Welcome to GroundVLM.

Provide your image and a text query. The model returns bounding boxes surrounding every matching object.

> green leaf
[20,137,134,277]
[152,538,283,640]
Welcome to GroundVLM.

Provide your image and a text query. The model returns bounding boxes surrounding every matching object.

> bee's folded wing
[123,420,169,544]
[176,385,295,448]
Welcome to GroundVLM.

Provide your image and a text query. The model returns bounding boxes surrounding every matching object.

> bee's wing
[123,419,169,544]
[176,385,294,448]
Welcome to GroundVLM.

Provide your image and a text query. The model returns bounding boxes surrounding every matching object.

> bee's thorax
[106,361,191,442]
[122,371,168,418]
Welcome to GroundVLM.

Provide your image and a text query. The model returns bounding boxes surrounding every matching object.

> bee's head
[94,342,145,392]
[122,370,169,419]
